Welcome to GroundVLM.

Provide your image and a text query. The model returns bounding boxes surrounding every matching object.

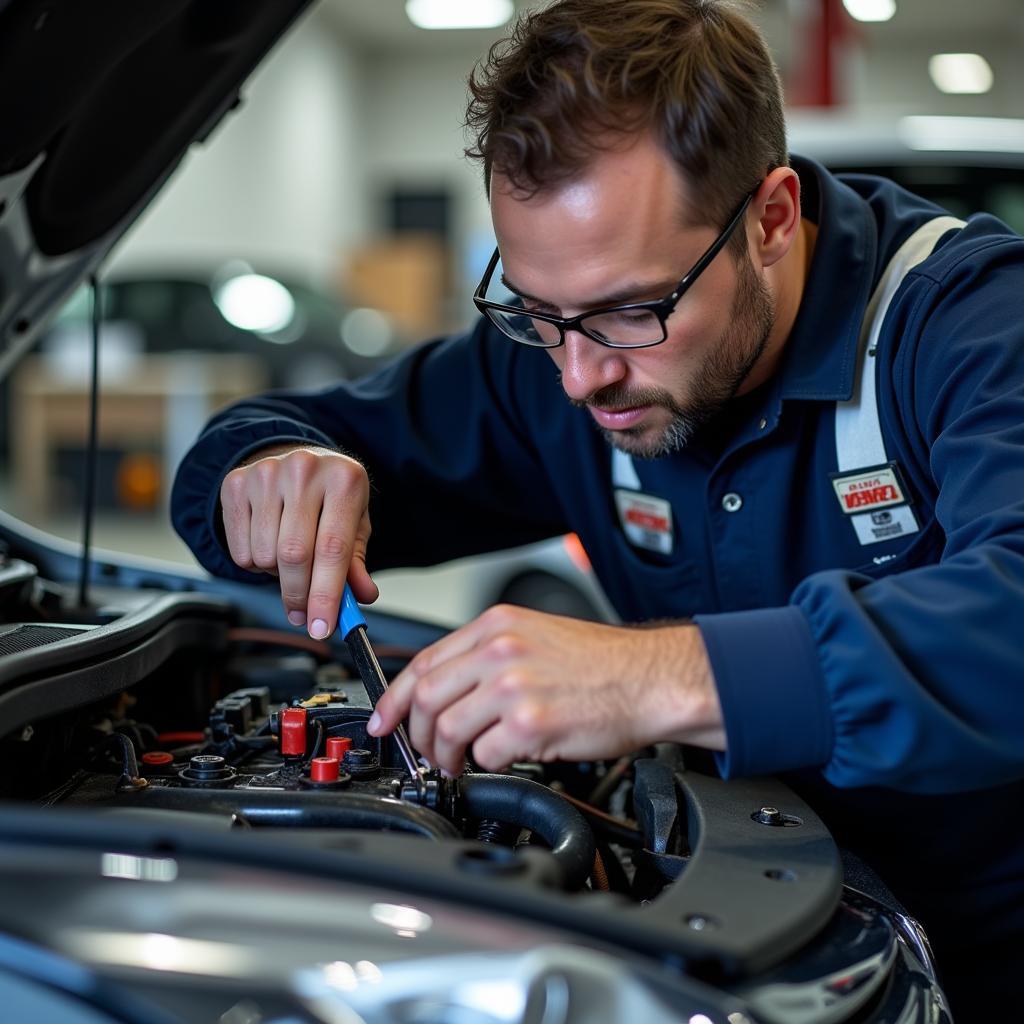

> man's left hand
[366,604,726,776]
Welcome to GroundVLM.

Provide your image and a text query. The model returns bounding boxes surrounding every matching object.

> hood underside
[0,0,312,377]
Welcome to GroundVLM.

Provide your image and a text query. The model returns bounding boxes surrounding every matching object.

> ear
[749,167,801,270]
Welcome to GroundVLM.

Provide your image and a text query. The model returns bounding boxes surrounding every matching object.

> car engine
[0,532,951,1023]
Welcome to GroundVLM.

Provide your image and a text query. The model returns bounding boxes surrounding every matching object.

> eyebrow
[499,272,679,311]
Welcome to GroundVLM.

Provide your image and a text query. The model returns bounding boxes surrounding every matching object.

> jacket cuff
[694,605,833,779]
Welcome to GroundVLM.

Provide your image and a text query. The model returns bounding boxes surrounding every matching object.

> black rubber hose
[459,774,595,890]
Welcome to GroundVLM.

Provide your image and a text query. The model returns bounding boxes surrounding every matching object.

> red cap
[280,706,309,757]
[326,736,353,761]
[310,756,340,783]
[141,751,174,766]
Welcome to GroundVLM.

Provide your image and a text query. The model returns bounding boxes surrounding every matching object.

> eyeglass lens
[482,259,666,347]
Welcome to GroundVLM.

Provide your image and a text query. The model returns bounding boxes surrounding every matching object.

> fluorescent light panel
[928,53,994,95]
[406,0,514,30]
[899,116,1024,153]
[842,0,896,22]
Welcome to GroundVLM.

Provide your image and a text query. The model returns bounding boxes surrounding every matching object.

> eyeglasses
[473,190,755,349]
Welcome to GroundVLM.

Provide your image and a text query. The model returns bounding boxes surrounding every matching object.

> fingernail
[367,711,381,734]
[287,610,306,627]
[309,619,330,640]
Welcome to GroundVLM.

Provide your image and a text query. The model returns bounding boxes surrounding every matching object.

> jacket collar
[775,154,878,402]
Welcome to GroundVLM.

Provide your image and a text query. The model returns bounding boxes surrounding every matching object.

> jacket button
[722,492,743,513]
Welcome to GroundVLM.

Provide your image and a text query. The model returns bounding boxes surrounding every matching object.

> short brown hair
[465,0,787,232]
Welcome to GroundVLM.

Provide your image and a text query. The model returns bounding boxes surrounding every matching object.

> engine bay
[0,528,950,1022]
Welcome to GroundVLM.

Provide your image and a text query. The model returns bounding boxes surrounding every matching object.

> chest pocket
[833,215,964,552]
[607,448,706,618]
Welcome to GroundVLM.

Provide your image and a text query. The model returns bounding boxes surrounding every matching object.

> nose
[556,330,627,403]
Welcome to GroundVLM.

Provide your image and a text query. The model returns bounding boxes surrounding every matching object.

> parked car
[41,268,397,388]
[788,109,1024,234]
[0,3,955,1021]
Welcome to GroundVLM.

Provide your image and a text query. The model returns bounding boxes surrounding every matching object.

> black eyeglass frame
[472,189,756,350]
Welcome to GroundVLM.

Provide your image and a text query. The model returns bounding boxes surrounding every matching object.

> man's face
[490,134,775,458]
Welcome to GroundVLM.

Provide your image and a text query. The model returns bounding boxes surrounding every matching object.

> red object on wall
[788,0,858,108]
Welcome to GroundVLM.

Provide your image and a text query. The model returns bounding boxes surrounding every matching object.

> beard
[568,253,775,458]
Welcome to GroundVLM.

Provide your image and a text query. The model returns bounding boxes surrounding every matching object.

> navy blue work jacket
[173,157,1024,999]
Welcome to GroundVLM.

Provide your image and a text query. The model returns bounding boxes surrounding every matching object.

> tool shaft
[345,622,424,794]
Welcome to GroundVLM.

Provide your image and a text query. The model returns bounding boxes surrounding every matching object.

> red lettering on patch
[842,485,898,510]
[625,508,670,531]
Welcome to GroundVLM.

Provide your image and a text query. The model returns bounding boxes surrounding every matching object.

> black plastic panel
[1,0,312,253]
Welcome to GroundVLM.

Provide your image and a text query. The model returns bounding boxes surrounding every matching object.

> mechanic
[172,1,1024,1015]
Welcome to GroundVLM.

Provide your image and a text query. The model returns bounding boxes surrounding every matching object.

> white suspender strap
[612,447,641,490]
[835,215,965,471]
[834,215,964,546]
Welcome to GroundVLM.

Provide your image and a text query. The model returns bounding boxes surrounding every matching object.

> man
[172,0,1024,1015]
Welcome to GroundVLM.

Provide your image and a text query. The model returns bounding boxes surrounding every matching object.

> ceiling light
[928,53,994,95]
[405,0,514,31]
[214,274,296,334]
[842,0,896,22]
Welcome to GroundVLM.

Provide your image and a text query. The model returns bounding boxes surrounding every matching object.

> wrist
[638,624,725,750]
[236,442,337,468]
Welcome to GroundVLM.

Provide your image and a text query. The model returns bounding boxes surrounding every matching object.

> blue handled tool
[339,584,425,798]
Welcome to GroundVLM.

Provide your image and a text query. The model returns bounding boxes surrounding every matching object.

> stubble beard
[569,254,776,459]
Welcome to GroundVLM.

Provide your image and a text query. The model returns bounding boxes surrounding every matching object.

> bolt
[180,753,236,784]
[343,747,380,780]
[344,748,377,768]
[687,914,716,931]
[754,806,784,826]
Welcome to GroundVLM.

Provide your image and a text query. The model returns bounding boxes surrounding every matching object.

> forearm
[633,623,726,750]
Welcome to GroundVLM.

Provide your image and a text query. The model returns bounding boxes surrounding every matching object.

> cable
[77,274,101,610]
[105,732,145,789]
[591,848,611,891]
[557,791,645,847]
[227,627,334,659]
[226,627,419,662]
[596,839,632,893]
[304,718,325,764]
[587,754,634,806]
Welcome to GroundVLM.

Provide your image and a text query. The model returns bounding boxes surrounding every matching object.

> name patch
[831,463,908,516]
[831,462,920,546]
[614,489,674,555]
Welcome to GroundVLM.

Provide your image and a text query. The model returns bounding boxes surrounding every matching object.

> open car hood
[0,0,313,381]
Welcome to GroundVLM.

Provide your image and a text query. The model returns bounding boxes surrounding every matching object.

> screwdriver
[338,584,427,800]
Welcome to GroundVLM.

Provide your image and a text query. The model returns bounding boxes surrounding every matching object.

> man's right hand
[219,444,378,639]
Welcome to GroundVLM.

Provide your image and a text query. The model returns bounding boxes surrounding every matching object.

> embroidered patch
[614,489,673,555]
[830,463,909,516]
